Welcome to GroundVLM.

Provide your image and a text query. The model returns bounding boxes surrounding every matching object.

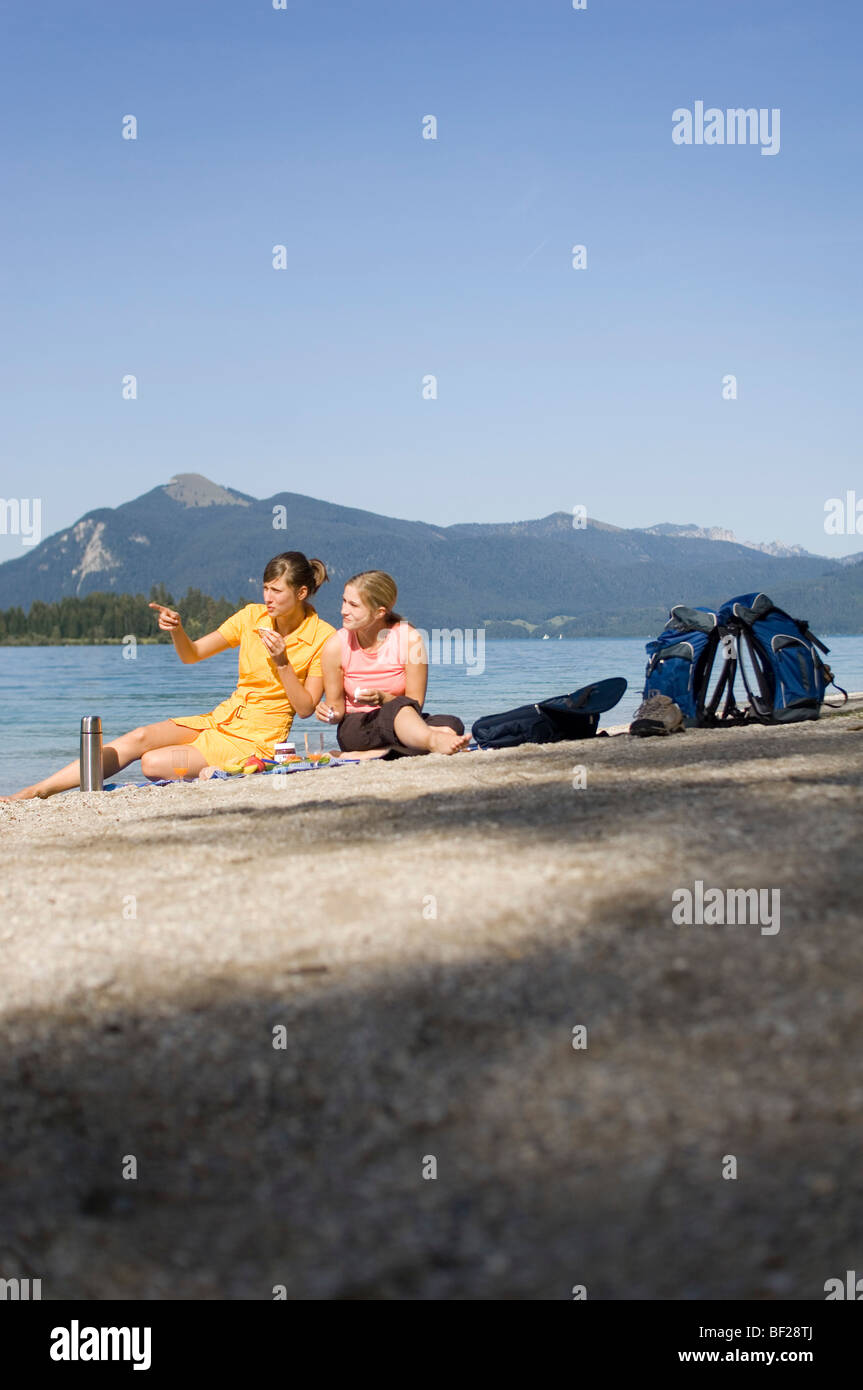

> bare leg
[392,708,471,755]
[140,744,208,781]
[1,721,200,801]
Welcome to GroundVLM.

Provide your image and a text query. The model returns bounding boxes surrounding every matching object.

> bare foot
[0,786,44,802]
[427,729,472,755]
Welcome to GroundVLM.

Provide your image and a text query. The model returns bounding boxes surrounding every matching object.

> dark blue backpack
[643,606,730,726]
[717,592,843,724]
[643,594,845,727]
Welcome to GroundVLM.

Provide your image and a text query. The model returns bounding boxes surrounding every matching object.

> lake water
[2,636,862,795]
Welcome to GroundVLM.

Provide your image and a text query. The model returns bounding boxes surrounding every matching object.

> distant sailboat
[542,633,550,640]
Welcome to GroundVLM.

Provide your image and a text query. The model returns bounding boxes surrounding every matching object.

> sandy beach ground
[2,702,862,1300]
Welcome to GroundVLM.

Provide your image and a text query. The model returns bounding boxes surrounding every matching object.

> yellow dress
[171,603,335,768]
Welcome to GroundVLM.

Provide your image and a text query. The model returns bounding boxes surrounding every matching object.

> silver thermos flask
[80,715,104,791]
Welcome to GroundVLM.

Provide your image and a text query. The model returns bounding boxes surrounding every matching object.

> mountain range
[1,473,861,636]
[640,522,813,558]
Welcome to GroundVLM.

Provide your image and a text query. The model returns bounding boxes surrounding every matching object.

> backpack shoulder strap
[821,662,849,706]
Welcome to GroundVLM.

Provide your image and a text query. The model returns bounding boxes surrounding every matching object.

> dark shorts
[337,696,465,757]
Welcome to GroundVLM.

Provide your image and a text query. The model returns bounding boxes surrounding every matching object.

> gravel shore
[2,704,862,1299]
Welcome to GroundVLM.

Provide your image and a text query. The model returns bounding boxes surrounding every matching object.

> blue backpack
[643,606,728,725]
[717,592,843,724]
[643,594,844,726]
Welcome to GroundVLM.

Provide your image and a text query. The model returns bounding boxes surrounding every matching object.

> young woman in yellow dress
[3,552,335,800]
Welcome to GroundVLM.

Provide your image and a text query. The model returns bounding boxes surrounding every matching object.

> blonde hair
[346,570,404,624]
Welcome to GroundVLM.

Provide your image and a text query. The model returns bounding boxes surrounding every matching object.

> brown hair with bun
[263,551,329,598]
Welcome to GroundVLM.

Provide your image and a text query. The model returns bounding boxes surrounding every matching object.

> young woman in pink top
[316,571,470,757]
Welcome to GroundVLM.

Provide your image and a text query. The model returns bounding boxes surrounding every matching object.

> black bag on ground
[472,677,627,749]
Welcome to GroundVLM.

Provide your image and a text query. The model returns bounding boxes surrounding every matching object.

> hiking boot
[629,693,685,737]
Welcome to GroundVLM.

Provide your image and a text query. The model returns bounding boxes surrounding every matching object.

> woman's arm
[255,627,324,719]
[315,634,346,723]
[403,626,428,707]
[274,664,322,720]
[149,603,229,664]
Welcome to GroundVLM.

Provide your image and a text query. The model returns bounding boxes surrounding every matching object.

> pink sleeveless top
[338,624,411,713]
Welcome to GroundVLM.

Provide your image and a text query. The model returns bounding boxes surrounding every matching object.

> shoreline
[601,689,863,735]
[5,629,863,646]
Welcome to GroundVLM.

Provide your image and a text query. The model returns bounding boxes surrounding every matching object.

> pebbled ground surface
[1,705,862,1299]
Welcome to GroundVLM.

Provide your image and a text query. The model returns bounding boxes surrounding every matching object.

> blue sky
[1,0,861,565]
